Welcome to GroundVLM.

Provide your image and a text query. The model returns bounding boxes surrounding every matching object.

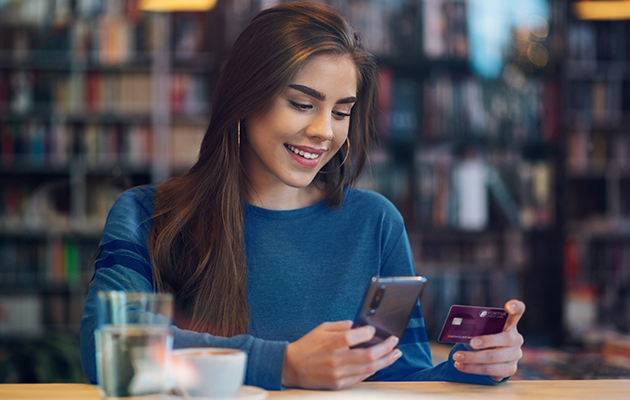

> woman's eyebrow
[289,84,325,100]
[288,84,357,104]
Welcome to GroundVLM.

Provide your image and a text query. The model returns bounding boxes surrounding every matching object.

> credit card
[438,305,508,344]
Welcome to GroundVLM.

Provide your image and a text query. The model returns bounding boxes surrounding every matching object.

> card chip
[452,317,462,325]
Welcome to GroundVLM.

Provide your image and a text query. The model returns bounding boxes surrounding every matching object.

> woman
[80,1,524,390]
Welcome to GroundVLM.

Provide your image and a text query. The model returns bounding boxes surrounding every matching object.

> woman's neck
[245,183,327,210]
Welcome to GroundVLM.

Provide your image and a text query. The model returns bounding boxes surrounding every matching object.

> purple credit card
[438,305,508,344]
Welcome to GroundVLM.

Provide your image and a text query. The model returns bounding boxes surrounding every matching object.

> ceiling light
[572,0,630,20]
[139,0,218,12]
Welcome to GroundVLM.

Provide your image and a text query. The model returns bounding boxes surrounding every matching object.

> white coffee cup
[172,348,247,398]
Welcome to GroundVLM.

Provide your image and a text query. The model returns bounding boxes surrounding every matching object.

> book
[487,164,520,227]
[376,67,394,140]
[454,159,487,231]
[567,130,589,173]
[0,295,43,336]
[170,124,205,169]
[390,77,420,141]
[64,238,79,288]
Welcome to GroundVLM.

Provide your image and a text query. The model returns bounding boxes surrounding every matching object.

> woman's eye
[290,101,312,111]
[333,110,351,120]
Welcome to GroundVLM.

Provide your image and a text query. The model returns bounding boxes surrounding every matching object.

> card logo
[479,310,488,318]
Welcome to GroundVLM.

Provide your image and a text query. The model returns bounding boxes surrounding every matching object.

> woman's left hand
[452,299,525,381]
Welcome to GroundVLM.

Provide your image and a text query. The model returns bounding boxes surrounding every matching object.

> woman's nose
[305,111,334,141]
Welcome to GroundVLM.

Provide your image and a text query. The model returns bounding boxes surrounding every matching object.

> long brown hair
[150,1,378,336]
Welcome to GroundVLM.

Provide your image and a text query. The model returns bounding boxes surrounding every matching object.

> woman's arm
[79,187,289,390]
[373,212,521,384]
[80,258,289,390]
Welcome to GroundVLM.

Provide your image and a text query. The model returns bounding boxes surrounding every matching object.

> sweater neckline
[243,197,330,220]
[243,187,355,220]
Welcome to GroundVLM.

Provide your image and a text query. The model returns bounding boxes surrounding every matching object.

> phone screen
[351,276,427,348]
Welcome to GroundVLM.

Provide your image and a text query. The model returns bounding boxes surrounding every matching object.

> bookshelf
[343,0,564,344]
[0,1,213,337]
[0,0,568,349]
[562,4,630,348]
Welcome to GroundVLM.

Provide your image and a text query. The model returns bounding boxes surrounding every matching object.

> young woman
[80,1,525,390]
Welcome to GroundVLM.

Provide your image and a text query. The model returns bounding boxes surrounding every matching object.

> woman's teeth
[286,144,320,159]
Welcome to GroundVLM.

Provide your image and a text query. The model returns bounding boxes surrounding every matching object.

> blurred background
[1,0,630,383]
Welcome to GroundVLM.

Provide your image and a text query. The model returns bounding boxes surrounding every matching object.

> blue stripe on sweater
[95,240,154,286]
[100,239,151,262]
[400,325,430,344]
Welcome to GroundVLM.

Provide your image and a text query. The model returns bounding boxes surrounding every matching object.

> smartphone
[351,276,427,348]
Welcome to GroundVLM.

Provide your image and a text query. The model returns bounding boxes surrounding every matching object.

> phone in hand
[351,276,427,348]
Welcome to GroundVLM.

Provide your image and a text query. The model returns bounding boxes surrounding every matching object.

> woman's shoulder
[119,184,156,203]
[345,187,400,212]
[344,187,404,222]
[99,185,157,246]
[110,184,157,218]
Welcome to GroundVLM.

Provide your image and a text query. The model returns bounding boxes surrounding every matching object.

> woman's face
[241,53,358,201]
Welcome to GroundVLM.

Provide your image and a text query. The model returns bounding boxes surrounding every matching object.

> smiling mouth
[285,144,322,160]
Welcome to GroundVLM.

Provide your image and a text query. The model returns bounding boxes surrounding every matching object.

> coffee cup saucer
[166,385,268,400]
[227,385,267,400]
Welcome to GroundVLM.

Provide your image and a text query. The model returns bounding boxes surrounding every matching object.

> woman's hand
[452,300,526,381]
[282,320,402,390]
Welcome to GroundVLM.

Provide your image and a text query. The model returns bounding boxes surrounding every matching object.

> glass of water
[95,291,174,399]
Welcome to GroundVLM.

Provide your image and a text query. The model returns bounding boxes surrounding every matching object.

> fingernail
[394,349,402,359]
[509,303,517,312]
[389,336,399,345]
[471,338,482,348]
[453,353,464,361]
[454,361,462,369]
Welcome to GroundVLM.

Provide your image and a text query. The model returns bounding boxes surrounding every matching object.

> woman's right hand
[281,320,402,390]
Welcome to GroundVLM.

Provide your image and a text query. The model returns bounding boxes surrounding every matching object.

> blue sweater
[80,185,500,389]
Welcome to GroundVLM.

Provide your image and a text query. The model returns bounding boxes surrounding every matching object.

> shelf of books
[0,0,569,345]
[563,9,630,350]
[0,0,213,337]
[341,0,564,343]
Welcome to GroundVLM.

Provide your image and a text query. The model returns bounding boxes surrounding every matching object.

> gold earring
[237,120,241,147]
[319,138,350,174]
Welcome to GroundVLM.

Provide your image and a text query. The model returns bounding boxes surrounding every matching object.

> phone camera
[370,285,386,309]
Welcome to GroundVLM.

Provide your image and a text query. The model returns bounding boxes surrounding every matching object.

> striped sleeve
[80,186,157,384]
[79,186,289,390]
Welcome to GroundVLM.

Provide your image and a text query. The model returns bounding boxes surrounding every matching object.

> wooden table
[1,380,630,400]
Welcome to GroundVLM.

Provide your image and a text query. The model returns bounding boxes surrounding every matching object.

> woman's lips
[285,144,325,168]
